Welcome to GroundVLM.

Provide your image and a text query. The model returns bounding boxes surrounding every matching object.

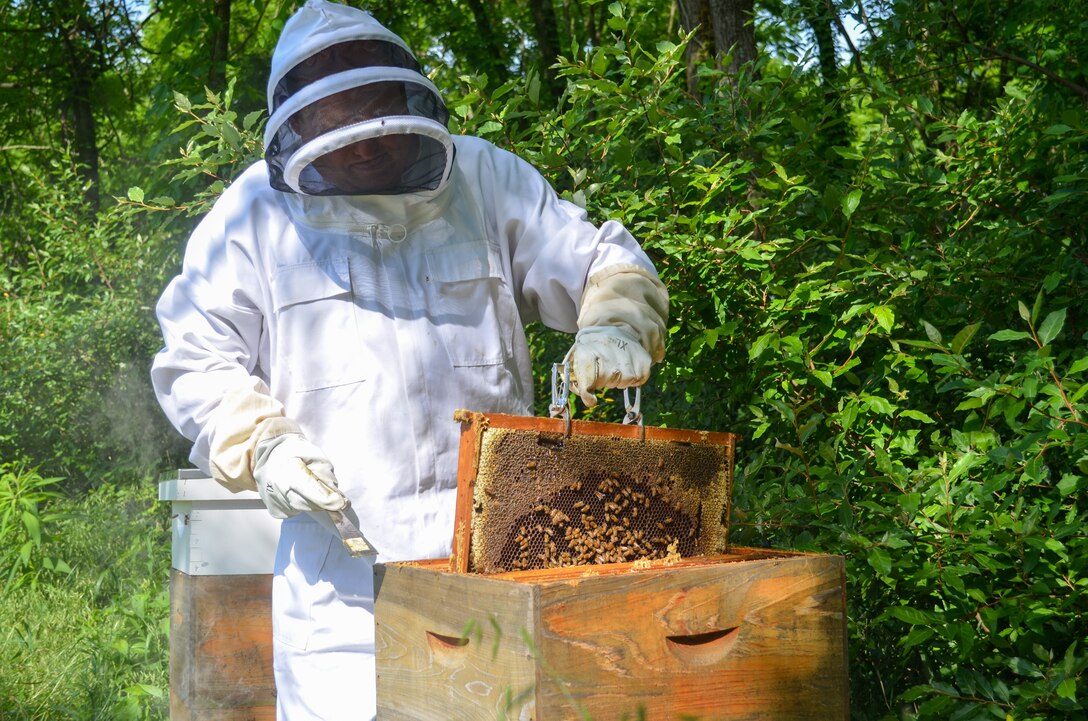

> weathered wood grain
[375,560,540,720]
[170,570,276,720]
[533,553,848,720]
[375,550,848,721]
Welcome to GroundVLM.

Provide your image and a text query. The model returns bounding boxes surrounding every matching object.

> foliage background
[0,0,1085,719]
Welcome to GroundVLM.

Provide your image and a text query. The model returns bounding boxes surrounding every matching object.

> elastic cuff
[254,416,304,445]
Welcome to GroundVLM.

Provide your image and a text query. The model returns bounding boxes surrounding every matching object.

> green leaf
[1018,301,1031,322]
[901,626,935,649]
[220,122,242,150]
[989,330,1031,342]
[886,605,932,625]
[838,402,859,431]
[1043,271,1063,293]
[749,332,777,360]
[949,452,981,480]
[872,305,895,333]
[21,510,41,545]
[867,547,892,575]
[173,91,192,112]
[842,189,862,218]
[956,396,986,411]
[950,323,981,354]
[527,72,541,105]
[1009,657,1040,676]
[591,48,610,75]
[1037,308,1067,346]
[242,109,265,131]
[1056,677,1076,701]
[1069,357,1088,375]
[127,186,145,203]
[923,320,942,344]
[1045,124,1074,135]
[862,394,896,415]
[900,409,935,423]
[477,121,503,134]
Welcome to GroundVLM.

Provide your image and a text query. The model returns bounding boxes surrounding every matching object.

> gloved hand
[252,432,349,519]
[565,325,653,407]
[566,265,669,408]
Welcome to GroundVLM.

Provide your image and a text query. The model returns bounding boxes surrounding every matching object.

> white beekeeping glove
[207,377,347,518]
[565,326,652,407]
[566,265,669,408]
[252,432,348,519]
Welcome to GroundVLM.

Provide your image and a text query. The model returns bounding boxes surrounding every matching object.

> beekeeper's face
[265,26,453,196]
[289,82,419,195]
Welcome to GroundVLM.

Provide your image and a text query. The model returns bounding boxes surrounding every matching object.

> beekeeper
[150,1,668,718]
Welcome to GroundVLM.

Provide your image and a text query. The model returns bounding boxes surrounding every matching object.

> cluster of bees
[495,471,698,572]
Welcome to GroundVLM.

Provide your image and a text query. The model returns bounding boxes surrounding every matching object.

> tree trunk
[677,0,757,94]
[58,6,101,212]
[67,76,99,211]
[805,0,847,149]
[677,0,715,95]
[708,0,756,76]
[529,0,564,102]
[207,0,231,92]
[463,0,511,87]
[806,0,838,88]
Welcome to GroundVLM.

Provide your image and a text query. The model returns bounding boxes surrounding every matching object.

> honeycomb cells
[469,428,732,574]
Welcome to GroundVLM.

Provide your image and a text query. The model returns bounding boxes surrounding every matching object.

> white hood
[263,0,454,196]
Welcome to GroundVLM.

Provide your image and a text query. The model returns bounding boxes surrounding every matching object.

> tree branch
[978,45,1088,102]
[854,0,878,44]
[946,8,1088,102]
[828,0,865,75]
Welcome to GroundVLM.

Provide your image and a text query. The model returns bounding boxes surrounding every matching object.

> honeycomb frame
[450,411,737,575]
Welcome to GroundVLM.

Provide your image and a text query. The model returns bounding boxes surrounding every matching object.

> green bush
[446,17,1086,719]
[0,463,67,590]
[0,156,190,489]
[0,481,170,721]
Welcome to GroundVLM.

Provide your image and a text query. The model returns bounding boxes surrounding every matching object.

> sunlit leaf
[1037,308,1067,346]
[842,189,863,218]
[871,305,894,333]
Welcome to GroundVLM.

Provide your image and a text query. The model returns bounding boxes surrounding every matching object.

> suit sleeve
[478,141,668,355]
[149,182,278,484]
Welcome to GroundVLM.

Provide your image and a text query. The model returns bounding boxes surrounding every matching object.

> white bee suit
[150,2,667,719]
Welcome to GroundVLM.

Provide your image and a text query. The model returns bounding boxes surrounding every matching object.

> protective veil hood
[264,0,453,196]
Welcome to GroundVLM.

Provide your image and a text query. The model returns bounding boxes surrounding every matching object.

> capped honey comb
[451,411,737,575]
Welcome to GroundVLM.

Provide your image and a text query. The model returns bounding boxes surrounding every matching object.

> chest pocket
[271,258,366,392]
[424,240,517,367]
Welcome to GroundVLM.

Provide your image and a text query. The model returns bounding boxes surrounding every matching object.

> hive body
[374,412,849,720]
[375,552,849,720]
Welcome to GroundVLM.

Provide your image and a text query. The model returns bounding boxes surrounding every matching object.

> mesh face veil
[264,0,453,196]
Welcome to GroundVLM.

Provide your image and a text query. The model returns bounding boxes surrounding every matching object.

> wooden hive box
[159,470,279,720]
[374,413,849,720]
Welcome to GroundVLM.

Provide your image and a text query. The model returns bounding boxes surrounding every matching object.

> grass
[0,477,171,720]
